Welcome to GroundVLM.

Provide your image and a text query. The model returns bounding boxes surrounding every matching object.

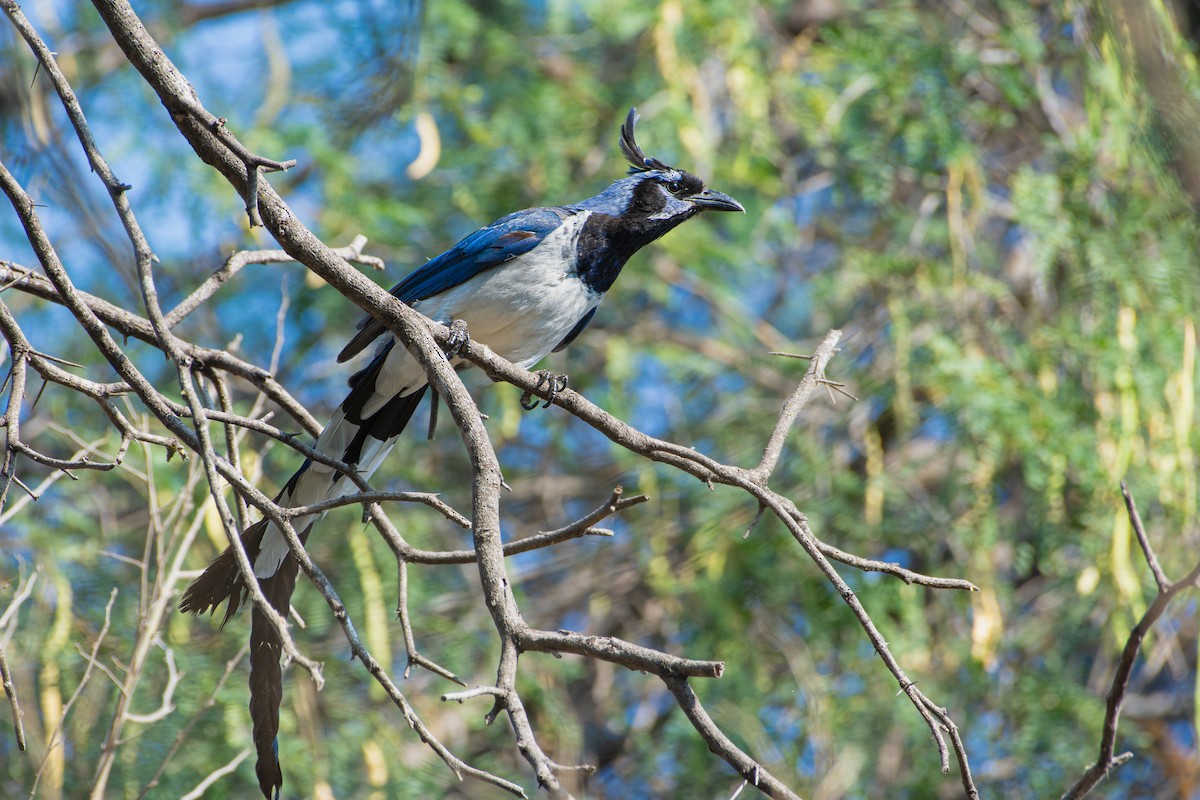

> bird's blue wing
[390,209,567,303]
[338,207,569,362]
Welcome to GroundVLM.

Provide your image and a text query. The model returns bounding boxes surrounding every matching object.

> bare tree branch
[665,675,800,800]
[1061,484,1200,800]
[0,564,38,752]
[180,747,253,800]
[0,2,988,796]
[137,643,250,799]
[164,234,384,329]
[84,3,983,791]
[1120,481,1169,593]
[0,261,322,437]
[29,590,117,800]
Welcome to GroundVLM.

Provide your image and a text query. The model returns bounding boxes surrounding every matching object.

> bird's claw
[520,371,568,410]
[445,319,471,358]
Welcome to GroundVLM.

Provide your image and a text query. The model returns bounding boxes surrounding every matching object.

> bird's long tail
[178,498,308,799]
[180,343,426,799]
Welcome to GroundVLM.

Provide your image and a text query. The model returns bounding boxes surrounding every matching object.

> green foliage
[3,0,1200,798]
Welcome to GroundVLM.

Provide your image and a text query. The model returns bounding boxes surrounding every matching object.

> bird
[179,107,743,799]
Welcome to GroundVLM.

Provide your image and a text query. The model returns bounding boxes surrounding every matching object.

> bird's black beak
[691,188,745,213]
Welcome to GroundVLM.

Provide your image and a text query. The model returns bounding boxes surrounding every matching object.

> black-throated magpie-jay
[180,108,743,798]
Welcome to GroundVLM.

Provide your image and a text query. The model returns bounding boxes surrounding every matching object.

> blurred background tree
[2,0,1199,797]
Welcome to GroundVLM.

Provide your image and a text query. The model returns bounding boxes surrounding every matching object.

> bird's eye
[667,180,683,195]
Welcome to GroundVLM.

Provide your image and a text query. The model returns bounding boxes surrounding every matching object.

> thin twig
[29,590,117,800]
[137,643,249,799]
[818,541,979,591]
[1120,481,1168,593]
[179,747,252,800]
[123,641,180,724]
[0,261,322,436]
[754,331,842,480]
[0,563,40,631]
[0,565,39,751]
[397,559,464,685]
[282,490,471,528]
[664,676,799,800]
[394,488,643,565]
[0,636,22,750]
[1061,485,1200,800]
[163,235,384,329]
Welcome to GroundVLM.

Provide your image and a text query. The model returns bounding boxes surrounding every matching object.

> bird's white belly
[359,222,600,416]
[418,262,599,366]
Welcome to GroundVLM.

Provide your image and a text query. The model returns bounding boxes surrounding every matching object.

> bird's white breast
[357,212,601,417]
[413,211,600,366]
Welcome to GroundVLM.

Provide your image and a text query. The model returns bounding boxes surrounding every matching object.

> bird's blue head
[568,109,743,292]
[577,108,744,225]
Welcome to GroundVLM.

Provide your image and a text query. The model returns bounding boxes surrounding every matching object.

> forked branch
[0,2,989,797]
[1061,483,1200,800]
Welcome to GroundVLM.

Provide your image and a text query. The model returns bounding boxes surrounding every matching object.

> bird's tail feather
[179,359,428,799]
[178,509,305,800]
[178,515,268,623]
[249,550,299,800]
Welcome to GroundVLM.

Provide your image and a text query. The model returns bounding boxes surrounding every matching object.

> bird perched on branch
[179,107,743,799]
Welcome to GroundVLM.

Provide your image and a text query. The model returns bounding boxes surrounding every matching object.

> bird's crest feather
[620,107,672,175]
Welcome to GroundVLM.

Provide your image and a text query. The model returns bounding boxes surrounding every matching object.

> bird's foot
[520,371,568,410]
[445,319,471,358]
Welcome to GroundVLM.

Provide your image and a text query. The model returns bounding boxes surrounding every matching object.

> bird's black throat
[574,207,700,293]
